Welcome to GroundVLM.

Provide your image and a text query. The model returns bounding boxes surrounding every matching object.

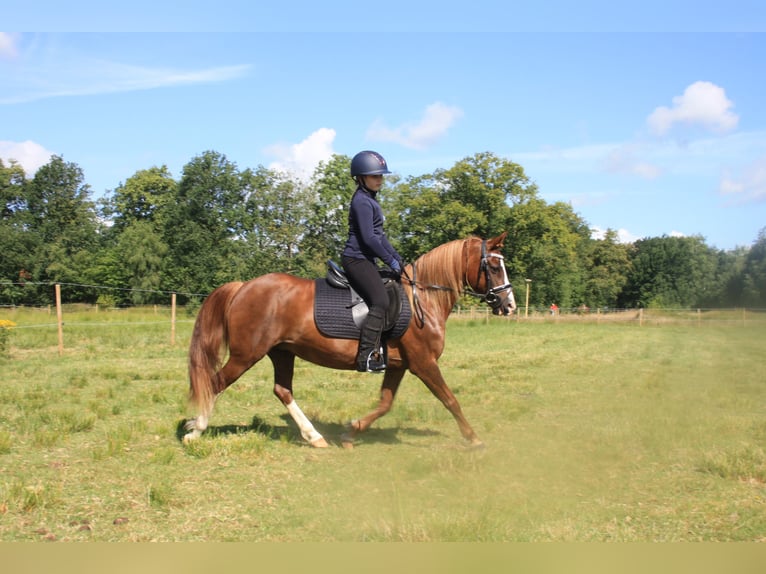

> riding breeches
[341,256,388,312]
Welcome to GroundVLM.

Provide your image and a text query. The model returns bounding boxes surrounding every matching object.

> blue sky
[2,3,766,250]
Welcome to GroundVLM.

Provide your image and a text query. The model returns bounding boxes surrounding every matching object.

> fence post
[639,308,643,327]
[55,283,64,356]
[171,293,177,346]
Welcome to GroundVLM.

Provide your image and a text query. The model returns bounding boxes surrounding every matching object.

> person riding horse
[341,151,404,373]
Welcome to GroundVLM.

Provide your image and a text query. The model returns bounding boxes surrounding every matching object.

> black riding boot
[356,309,386,372]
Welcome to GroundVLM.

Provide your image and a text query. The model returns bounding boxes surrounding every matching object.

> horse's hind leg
[341,367,405,449]
[269,349,328,448]
[183,356,255,443]
[183,410,211,443]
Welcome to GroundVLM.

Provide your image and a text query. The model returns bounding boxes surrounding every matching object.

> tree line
[1,150,764,310]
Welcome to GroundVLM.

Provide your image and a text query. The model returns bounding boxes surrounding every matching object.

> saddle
[313,261,411,340]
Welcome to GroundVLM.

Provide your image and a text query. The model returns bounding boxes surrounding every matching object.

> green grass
[0,307,765,541]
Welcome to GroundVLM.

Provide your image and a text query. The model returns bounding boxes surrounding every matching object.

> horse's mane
[410,238,467,315]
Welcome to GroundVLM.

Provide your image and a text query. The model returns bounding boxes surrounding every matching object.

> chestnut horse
[183,232,515,448]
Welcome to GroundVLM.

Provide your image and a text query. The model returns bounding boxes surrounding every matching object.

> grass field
[0,306,764,541]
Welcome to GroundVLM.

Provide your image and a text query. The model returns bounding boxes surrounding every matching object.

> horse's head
[466,232,516,316]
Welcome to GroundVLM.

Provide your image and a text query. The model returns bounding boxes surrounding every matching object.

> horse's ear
[488,231,508,249]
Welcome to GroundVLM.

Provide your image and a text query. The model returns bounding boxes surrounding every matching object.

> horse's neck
[412,255,463,321]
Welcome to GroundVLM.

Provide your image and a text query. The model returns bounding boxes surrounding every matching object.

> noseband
[465,240,513,311]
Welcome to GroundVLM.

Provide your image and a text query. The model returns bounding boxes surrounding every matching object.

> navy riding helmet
[350,150,391,177]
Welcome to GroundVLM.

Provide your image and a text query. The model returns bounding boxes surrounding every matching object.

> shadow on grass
[176,414,441,447]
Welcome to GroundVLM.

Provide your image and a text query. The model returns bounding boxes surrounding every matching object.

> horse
[183,232,515,449]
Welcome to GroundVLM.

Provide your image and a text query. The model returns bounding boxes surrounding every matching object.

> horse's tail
[188,281,245,416]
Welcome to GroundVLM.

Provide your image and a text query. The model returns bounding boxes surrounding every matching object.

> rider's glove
[390,259,402,279]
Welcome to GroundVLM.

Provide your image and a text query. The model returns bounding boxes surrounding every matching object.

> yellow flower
[0,320,16,329]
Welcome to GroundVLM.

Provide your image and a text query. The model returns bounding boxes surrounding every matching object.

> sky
[2,3,766,251]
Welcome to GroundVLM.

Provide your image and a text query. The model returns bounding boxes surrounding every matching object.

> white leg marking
[183,414,208,443]
[286,400,325,445]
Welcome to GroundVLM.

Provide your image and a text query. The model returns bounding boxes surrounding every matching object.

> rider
[342,150,404,372]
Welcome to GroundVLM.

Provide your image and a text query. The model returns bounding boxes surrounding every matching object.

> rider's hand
[390,259,402,279]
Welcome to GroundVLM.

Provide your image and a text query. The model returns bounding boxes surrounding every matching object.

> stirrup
[357,350,386,373]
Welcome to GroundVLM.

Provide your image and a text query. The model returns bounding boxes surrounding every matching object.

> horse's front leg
[269,350,328,448]
[410,359,484,448]
[341,368,405,449]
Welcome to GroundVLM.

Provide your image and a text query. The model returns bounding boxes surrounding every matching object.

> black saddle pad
[314,279,411,340]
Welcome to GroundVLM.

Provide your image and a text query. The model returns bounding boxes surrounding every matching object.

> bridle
[403,238,514,325]
[464,240,514,312]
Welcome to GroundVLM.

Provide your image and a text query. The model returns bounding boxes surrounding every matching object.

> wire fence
[452,305,766,326]
[2,281,765,357]
[0,282,193,355]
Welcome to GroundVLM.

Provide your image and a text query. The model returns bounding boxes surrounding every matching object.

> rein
[401,263,453,328]
[401,239,512,326]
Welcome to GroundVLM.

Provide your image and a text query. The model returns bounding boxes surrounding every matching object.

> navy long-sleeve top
[342,186,401,267]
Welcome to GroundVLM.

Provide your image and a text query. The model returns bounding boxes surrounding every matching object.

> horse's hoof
[340,431,355,448]
[310,437,329,448]
[182,433,196,444]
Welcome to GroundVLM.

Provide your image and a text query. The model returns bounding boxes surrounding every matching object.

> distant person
[550,303,558,315]
[342,151,404,373]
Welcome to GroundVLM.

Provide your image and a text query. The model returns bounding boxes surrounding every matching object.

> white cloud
[604,144,662,179]
[266,128,337,181]
[719,155,766,204]
[0,140,54,176]
[1,62,252,104]
[0,33,19,60]
[85,62,251,93]
[516,130,766,184]
[366,102,463,150]
[647,81,738,136]
[514,143,619,176]
[0,35,252,104]
[590,226,641,244]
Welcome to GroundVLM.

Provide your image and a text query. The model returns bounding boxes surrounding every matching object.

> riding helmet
[350,150,391,177]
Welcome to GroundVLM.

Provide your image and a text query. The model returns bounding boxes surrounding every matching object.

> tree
[103,165,177,232]
[620,235,719,308]
[23,156,101,302]
[740,227,766,307]
[440,151,537,237]
[505,198,590,309]
[383,173,484,261]
[26,156,99,250]
[700,247,746,307]
[0,158,26,219]
[298,154,356,276]
[0,160,36,296]
[161,151,248,297]
[382,153,540,263]
[4,147,762,311]
[582,229,633,308]
[239,166,314,278]
[253,171,311,275]
[88,221,168,305]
